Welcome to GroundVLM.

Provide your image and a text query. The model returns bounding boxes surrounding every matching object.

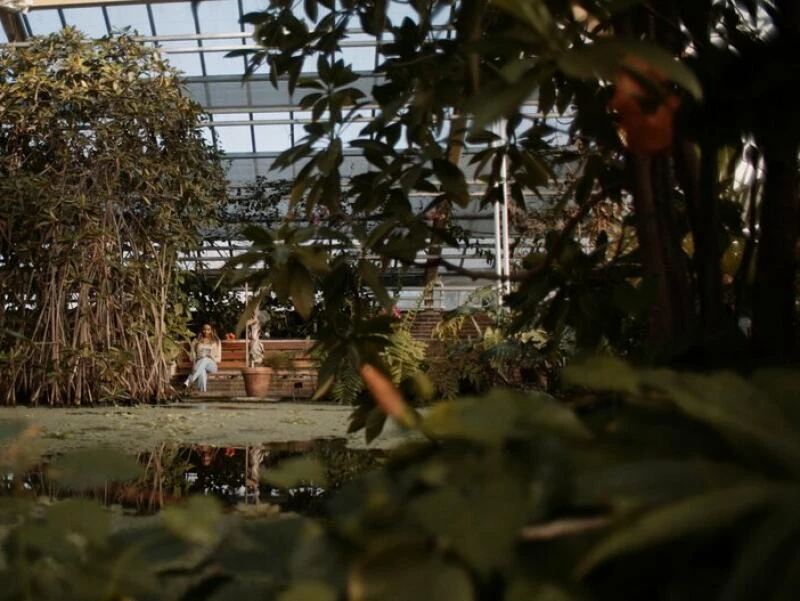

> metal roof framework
[1,0,573,183]
[0,0,578,293]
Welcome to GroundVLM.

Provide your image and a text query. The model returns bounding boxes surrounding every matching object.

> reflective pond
[3,438,385,517]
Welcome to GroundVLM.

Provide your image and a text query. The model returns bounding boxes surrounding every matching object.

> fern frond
[383,328,427,384]
[331,361,364,405]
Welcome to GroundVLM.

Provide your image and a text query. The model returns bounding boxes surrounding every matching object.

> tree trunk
[673,139,722,337]
[751,0,800,363]
[630,154,693,352]
[752,140,798,362]
[422,0,487,303]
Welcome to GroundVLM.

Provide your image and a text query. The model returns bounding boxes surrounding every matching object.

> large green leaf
[773,547,800,601]
[468,75,540,131]
[638,370,800,477]
[564,358,800,476]
[505,581,576,601]
[47,447,142,490]
[364,405,388,445]
[108,523,198,569]
[561,356,640,396]
[492,0,556,40]
[215,517,314,577]
[574,459,758,511]
[47,499,111,545]
[432,159,469,207]
[277,582,337,601]
[262,455,328,488]
[358,261,393,311]
[422,389,592,444]
[558,38,703,100]
[578,483,797,576]
[11,520,81,564]
[749,369,800,426]
[407,463,528,574]
[161,496,223,546]
[348,540,474,601]
[718,504,800,601]
[289,265,316,320]
[288,525,347,586]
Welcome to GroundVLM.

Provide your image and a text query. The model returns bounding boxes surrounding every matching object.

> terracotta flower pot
[241,366,272,398]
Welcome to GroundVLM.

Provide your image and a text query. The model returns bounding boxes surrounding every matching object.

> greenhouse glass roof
[0,0,572,190]
[0,0,578,295]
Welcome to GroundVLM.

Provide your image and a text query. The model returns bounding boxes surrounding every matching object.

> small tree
[233,0,798,372]
[0,28,227,405]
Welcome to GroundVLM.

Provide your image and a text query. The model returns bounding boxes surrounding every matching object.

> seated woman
[184,324,222,391]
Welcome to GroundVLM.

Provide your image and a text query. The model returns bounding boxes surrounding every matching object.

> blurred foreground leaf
[347,540,474,601]
[278,581,337,601]
[578,483,798,576]
[162,496,223,546]
[47,499,111,545]
[262,456,328,488]
[47,447,142,490]
[423,390,592,444]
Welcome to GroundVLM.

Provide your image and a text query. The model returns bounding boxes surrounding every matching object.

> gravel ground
[0,400,418,456]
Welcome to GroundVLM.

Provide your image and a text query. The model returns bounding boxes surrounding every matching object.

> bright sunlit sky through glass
[4,0,568,187]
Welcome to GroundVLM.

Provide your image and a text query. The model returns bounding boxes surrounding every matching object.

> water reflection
[4,438,384,517]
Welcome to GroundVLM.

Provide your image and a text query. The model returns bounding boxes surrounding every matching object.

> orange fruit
[610,57,681,154]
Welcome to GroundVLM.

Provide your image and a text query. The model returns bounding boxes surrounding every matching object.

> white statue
[246,313,264,366]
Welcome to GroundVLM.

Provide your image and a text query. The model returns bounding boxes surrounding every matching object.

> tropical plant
[426,285,573,398]
[229,0,798,373]
[319,306,428,413]
[0,28,226,405]
[3,360,800,600]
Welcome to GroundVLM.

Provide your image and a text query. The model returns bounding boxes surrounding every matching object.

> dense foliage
[0,29,227,405]
[3,362,800,600]
[228,0,798,377]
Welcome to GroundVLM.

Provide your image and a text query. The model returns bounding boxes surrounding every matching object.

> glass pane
[340,46,375,72]
[254,124,292,152]
[149,2,195,36]
[202,50,243,76]
[292,111,311,141]
[24,10,63,36]
[214,125,254,153]
[347,31,375,42]
[197,0,242,44]
[212,112,250,122]
[162,48,203,77]
[431,4,453,27]
[61,7,108,38]
[251,111,287,122]
[106,4,152,35]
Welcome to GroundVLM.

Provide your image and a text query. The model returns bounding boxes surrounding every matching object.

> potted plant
[241,364,272,398]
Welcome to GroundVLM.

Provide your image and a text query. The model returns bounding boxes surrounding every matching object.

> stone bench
[174,339,318,398]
